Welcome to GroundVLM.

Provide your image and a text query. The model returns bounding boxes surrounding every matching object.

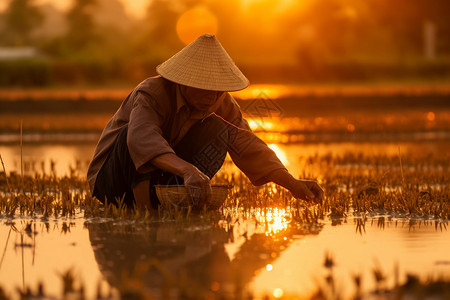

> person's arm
[133,153,211,210]
[266,169,324,204]
[127,92,212,208]
[127,92,176,172]
[217,94,324,204]
[151,153,212,203]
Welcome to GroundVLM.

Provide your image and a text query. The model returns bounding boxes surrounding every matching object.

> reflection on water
[231,84,450,100]
[0,104,449,298]
[251,218,450,299]
[86,212,320,299]
[0,144,95,176]
[1,216,449,299]
[0,218,106,299]
[1,140,449,178]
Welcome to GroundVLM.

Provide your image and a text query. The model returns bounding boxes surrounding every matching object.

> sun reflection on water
[255,207,290,235]
[221,207,292,262]
[248,119,276,131]
[232,84,290,100]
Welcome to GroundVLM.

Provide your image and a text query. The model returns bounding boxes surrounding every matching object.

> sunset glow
[248,119,275,131]
[0,0,150,18]
[256,208,290,235]
[176,6,218,45]
[268,144,288,165]
[232,85,292,100]
[1,0,450,299]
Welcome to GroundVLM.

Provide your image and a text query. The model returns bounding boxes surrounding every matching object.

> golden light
[427,111,436,121]
[241,0,300,14]
[273,288,284,298]
[33,0,64,11]
[248,120,258,130]
[232,84,291,100]
[268,144,288,165]
[176,6,218,45]
[256,208,289,234]
[266,264,273,271]
[0,1,8,11]
[346,123,355,132]
[248,119,275,131]
[210,281,221,292]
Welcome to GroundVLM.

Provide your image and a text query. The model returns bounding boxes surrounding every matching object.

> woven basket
[154,184,232,210]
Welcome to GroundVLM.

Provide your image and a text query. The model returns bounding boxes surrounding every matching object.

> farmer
[87,34,323,210]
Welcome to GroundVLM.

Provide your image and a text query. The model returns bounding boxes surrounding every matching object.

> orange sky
[0,0,151,18]
[0,0,308,19]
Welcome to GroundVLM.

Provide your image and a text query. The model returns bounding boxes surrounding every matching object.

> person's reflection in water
[87,216,322,299]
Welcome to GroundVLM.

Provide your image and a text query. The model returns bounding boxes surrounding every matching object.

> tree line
[1,0,450,86]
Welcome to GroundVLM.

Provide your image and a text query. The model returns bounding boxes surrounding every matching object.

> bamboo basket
[154,184,232,210]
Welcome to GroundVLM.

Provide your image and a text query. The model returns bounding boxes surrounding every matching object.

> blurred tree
[1,0,449,86]
[207,0,245,56]
[415,0,450,55]
[131,0,182,62]
[2,0,43,46]
[372,0,422,58]
[66,0,99,51]
[279,0,450,65]
[89,0,132,59]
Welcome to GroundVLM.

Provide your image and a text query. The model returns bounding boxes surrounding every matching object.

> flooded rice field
[1,138,449,300]
[1,92,450,299]
[1,212,449,299]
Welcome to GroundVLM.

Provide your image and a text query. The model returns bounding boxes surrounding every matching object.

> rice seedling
[0,262,448,300]
[0,140,447,299]
[1,207,449,300]
[0,147,449,222]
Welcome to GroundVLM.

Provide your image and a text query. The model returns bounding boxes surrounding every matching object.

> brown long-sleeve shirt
[87,76,286,194]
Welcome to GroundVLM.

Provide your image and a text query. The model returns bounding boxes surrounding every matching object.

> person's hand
[289,179,324,204]
[182,165,212,206]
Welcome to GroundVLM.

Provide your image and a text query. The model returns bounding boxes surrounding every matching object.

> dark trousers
[93,114,228,208]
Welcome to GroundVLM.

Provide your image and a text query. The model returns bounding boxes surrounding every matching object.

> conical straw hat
[156,34,249,92]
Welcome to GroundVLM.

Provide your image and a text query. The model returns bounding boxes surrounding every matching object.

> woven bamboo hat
[156,34,249,92]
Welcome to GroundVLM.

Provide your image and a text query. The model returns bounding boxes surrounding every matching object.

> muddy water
[1,139,449,178]
[0,129,449,299]
[0,215,449,299]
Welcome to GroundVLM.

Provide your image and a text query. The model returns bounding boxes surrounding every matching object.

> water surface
[0,95,449,299]
[1,215,449,299]
[1,140,449,178]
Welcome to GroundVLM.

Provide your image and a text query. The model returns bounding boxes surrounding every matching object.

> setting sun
[1,0,450,299]
[176,5,218,45]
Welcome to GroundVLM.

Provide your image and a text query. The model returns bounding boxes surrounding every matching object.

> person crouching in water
[87,34,324,210]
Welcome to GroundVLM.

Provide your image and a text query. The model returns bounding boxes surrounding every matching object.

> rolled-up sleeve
[127,92,175,173]
[219,97,287,186]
